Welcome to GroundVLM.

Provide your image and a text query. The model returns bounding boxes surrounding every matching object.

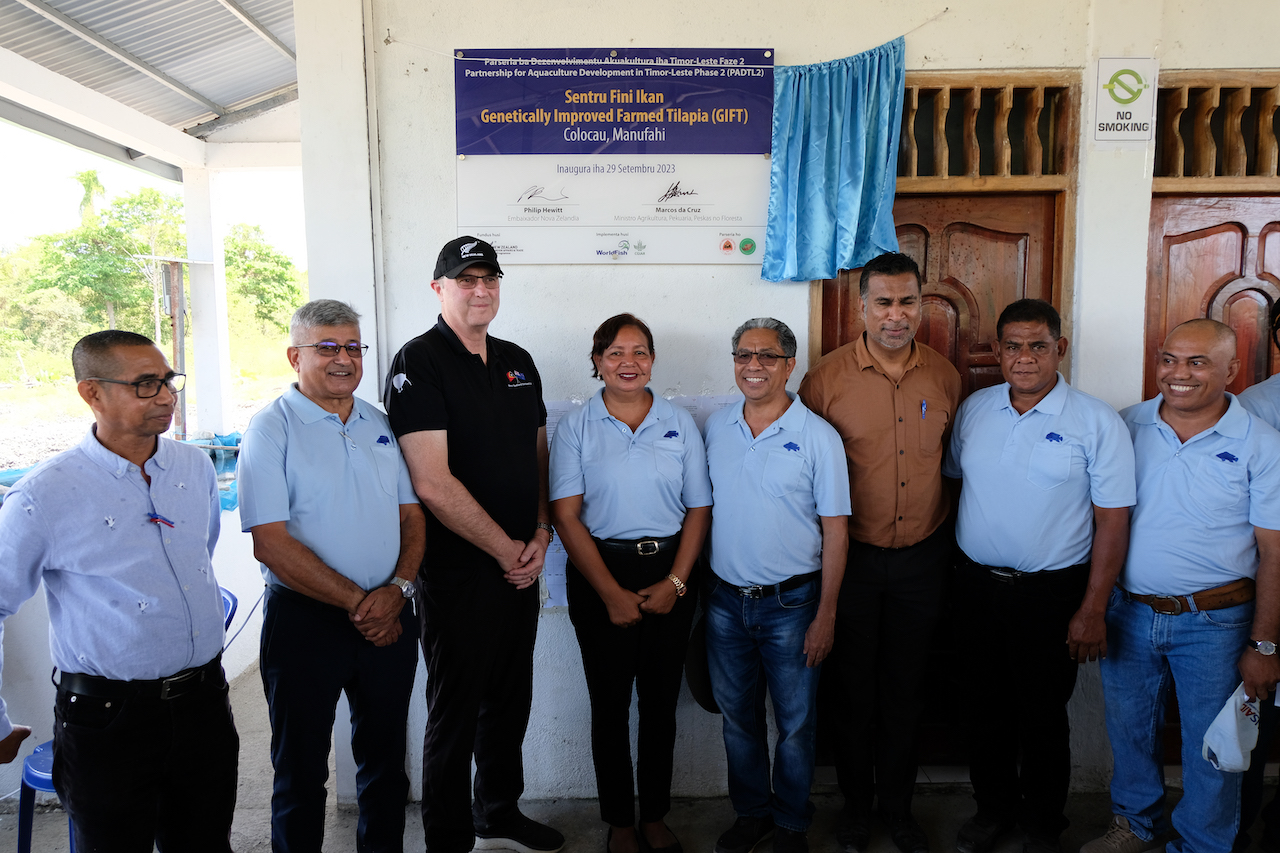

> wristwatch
[1248,638,1277,656]
[536,522,554,538]
[389,577,415,599]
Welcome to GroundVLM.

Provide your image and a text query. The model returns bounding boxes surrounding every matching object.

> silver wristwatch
[1248,638,1277,656]
[389,577,415,599]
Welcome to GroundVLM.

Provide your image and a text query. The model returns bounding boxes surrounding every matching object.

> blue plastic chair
[17,586,239,852]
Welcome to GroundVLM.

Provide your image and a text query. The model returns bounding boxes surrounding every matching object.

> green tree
[36,185,185,333]
[224,224,301,332]
[74,169,105,224]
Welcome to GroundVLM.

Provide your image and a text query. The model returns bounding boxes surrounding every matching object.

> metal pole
[167,261,187,439]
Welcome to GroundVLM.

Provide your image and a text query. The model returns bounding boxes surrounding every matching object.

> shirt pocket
[1191,455,1248,514]
[919,400,949,452]
[762,451,806,497]
[1027,440,1073,490]
[373,442,401,498]
[653,441,684,484]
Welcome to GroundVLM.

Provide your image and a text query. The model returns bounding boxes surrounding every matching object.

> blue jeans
[706,576,822,832]
[1100,588,1251,853]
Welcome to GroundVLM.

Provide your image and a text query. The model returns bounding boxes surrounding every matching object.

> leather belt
[1122,577,1256,615]
[595,534,680,556]
[961,553,1089,585]
[716,570,821,599]
[57,654,223,701]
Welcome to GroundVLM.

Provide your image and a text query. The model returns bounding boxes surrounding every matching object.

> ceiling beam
[187,87,298,138]
[0,96,183,181]
[10,0,226,115]
[211,0,296,62]
[0,46,206,167]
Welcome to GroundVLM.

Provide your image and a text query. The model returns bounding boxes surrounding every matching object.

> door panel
[821,193,1058,398]
[1145,196,1280,397]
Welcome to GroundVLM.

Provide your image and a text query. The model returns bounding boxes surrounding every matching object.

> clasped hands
[349,585,406,647]
[604,580,679,627]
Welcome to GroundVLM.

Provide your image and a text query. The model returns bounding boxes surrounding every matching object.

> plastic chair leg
[17,780,34,853]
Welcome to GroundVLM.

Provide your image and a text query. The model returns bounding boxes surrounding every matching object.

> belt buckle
[740,585,764,599]
[1151,595,1183,615]
[989,568,1018,585]
[636,539,660,556]
[159,669,199,700]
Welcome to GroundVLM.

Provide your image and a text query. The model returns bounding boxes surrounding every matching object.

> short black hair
[859,252,922,298]
[72,330,156,380]
[590,313,655,379]
[997,299,1062,341]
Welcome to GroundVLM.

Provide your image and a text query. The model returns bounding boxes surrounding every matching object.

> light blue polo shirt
[550,389,712,539]
[944,374,1135,571]
[1121,394,1280,595]
[704,394,851,586]
[239,385,418,591]
[1239,373,1280,430]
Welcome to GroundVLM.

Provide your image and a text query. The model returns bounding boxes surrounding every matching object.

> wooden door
[820,193,1059,397]
[1145,195,1280,398]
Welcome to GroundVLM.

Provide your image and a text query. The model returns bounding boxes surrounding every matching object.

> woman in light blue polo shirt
[550,313,712,853]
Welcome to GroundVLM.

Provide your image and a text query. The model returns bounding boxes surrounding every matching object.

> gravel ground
[0,397,273,472]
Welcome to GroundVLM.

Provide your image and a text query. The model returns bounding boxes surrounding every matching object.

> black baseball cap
[434,236,503,280]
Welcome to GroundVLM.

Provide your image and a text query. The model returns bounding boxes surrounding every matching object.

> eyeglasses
[87,373,186,398]
[455,275,501,289]
[732,350,790,366]
[295,342,369,358]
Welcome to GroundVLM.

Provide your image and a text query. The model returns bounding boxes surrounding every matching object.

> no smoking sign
[1094,58,1158,144]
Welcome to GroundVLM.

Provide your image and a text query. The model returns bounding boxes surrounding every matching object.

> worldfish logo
[1218,451,1239,463]
[784,442,800,452]
[1045,433,1064,443]
[664,430,679,439]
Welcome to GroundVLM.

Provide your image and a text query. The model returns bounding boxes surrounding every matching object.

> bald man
[1084,320,1280,853]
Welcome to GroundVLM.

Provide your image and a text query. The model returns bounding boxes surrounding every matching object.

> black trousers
[419,566,541,853]
[566,548,697,827]
[830,524,950,819]
[52,658,239,853]
[955,557,1089,840]
[260,585,419,853]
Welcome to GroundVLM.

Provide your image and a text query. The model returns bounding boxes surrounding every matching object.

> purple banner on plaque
[455,48,774,156]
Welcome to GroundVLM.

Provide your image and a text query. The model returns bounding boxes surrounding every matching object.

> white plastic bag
[1202,682,1260,772]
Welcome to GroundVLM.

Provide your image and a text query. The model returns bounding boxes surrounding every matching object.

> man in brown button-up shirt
[799,252,961,853]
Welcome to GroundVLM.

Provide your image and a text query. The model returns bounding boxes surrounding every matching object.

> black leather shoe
[956,816,1014,853]
[715,816,775,853]
[883,814,929,853]
[835,810,871,853]
[774,828,809,853]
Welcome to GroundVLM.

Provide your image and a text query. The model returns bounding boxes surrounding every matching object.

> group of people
[0,236,1277,853]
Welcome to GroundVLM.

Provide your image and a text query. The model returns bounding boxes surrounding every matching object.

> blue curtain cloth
[762,37,906,283]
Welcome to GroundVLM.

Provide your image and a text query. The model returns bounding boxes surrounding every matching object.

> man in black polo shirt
[381,235,558,850]
[386,236,561,853]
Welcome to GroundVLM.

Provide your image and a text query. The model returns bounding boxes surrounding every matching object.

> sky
[0,119,308,269]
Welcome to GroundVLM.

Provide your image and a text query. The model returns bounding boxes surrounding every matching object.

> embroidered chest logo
[784,442,800,452]
[1045,432,1064,443]
[506,369,533,388]
[664,430,679,439]
[377,435,391,445]
[1218,451,1239,463]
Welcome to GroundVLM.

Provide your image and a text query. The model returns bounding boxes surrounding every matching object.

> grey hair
[290,299,362,345]
[731,317,797,358]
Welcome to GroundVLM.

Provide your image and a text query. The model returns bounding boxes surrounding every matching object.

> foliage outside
[0,172,304,468]
[0,171,305,387]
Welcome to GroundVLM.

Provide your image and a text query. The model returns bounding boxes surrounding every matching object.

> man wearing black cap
[385,237,561,853]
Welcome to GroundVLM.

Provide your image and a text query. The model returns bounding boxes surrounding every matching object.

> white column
[295,0,380,804]
[184,167,232,434]
[1068,0,1164,409]
[295,0,380,405]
